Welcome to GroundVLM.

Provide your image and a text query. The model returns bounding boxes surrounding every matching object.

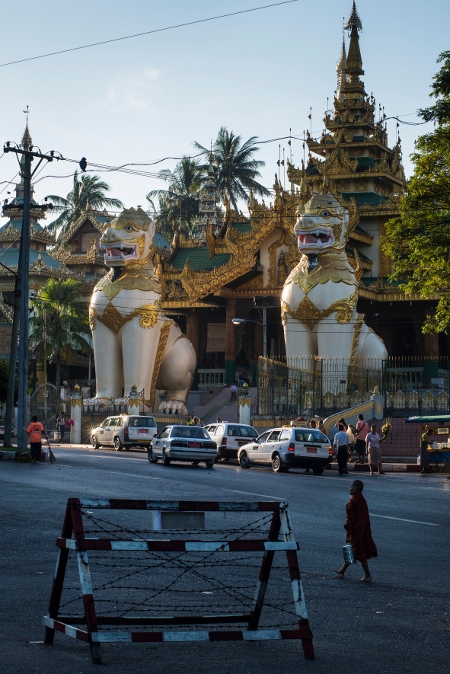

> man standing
[333,479,377,582]
[355,414,370,464]
[333,423,349,475]
[24,416,48,464]
[57,413,66,443]
[230,383,237,401]
[366,423,385,475]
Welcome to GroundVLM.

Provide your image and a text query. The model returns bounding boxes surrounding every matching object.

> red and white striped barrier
[44,498,315,665]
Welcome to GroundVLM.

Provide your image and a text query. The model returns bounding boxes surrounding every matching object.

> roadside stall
[405,415,450,472]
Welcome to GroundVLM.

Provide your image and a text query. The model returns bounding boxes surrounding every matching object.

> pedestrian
[333,423,349,475]
[24,415,48,463]
[420,427,432,473]
[57,413,66,442]
[309,419,317,429]
[230,383,237,401]
[318,420,325,433]
[355,414,370,464]
[335,418,348,432]
[199,417,204,427]
[366,423,385,475]
[333,479,377,582]
[216,417,222,423]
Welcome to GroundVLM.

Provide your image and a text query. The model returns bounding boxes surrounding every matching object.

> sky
[0,0,448,227]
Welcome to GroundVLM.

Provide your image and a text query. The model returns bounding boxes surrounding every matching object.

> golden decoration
[145,320,173,410]
[90,300,162,334]
[267,231,297,287]
[285,250,357,295]
[350,313,365,365]
[239,397,252,407]
[71,398,83,407]
[281,291,357,329]
[94,262,161,301]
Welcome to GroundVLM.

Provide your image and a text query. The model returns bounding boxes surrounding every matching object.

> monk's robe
[344,492,378,563]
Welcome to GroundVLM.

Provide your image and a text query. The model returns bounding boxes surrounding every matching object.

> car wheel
[148,448,158,464]
[91,435,99,449]
[162,450,171,466]
[312,466,324,476]
[205,459,214,469]
[272,453,285,473]
[114,437,122,451]
[191,460,200,465]
[239,451,251,469]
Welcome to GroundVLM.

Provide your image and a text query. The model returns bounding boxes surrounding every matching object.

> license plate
[306,446,317,453]
[189,442,200,448]
[138,429,149,434]
[237,440,247,446]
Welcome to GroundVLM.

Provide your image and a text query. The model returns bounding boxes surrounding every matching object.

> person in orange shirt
[25,416,48,463]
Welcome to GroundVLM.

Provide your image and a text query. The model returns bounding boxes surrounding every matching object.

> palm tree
[194,127,270,211]
[146,156,205,237]
[29,278,92,398]
[46,171,124,238]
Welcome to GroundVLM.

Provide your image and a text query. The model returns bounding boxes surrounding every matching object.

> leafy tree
[29,279,92,396]
[383,51,450,333]
[194,127,270,211]
[146,156,204,238]
[46,171,123,238]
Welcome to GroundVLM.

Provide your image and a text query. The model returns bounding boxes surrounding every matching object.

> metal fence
[256,356,450,418]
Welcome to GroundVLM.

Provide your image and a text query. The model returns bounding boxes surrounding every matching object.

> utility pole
[3,140,56,449]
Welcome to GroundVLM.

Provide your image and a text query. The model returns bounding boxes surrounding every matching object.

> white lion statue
[281,192,387,365]
[89,207,196,413]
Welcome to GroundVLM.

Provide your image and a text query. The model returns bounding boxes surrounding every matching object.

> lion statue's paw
[159,400,188,415]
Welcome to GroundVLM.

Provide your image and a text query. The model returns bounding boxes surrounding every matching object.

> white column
[70,386,82,444]
[239,385,252,425]
[127,384,141,415]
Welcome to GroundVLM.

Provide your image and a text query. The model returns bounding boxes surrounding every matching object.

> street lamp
[232,316,267,358]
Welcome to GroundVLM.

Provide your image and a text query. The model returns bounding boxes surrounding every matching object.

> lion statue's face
[294,193,348,254]
[100,207,155,266]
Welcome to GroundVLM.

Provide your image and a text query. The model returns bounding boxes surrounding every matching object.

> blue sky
[0,0,448,225]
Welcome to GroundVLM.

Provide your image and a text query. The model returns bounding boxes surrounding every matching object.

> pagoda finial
[345,1,362,33]
[336,33,347,90]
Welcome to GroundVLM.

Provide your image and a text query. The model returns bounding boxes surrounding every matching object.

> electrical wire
[0,1,300,68]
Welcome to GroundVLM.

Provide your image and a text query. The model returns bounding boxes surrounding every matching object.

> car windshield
[295,429,329,443]
[171,426,210,439]
[128,417,156,427]
[228,425,258,437]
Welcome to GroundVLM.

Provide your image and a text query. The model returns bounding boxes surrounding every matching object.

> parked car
[203,422,259,461]
[237,426,333,474]
[149,425,217,468]
[90,415,157,451]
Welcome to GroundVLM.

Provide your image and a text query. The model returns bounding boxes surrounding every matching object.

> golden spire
[344,2,364,80]
[336,34,347,90]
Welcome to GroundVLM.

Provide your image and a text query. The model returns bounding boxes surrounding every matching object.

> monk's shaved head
[350,480,363,493]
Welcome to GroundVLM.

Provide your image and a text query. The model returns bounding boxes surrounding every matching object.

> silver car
[149,425,217,468]
[90,415,157,451]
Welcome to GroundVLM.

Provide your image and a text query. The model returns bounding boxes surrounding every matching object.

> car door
[97,418,112,445]
[153,427,170,457]
[106,417,119,446]
[262,430,281,463]
[249,431,271,463]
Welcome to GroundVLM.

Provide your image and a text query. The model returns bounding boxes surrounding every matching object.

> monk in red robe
[333,479,377,582]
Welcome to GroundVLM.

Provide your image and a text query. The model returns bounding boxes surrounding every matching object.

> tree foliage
[383,52,450,333]
[46,171,123,238]
[29,279,92,394]
[146,157,204,239]
[194,127,270,211]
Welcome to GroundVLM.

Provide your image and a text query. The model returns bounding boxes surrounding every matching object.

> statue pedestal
[239,389,252,426]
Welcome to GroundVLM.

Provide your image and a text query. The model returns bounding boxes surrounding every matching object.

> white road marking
[223,488,283,500]
[371,514,438,526]
[107,471,161,480]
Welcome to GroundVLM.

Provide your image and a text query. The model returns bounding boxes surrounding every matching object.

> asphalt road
[1,446,449,674]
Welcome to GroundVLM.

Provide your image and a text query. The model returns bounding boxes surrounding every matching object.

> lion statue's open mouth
[296,227,334,249]
[101,242,138,262]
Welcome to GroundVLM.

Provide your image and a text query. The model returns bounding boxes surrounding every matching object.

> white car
[149,425,217,468]
[237,426,333,474]
[90,415,157,451]
[203,422,259,461]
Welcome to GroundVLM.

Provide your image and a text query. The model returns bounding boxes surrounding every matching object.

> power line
[0,1,300,68]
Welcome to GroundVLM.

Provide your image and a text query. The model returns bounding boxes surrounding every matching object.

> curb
[327,461,420,473]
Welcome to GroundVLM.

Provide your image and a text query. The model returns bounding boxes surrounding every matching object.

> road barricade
[44,498,314,664]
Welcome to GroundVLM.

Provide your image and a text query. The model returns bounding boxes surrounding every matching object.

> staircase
[193,387,257,425]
